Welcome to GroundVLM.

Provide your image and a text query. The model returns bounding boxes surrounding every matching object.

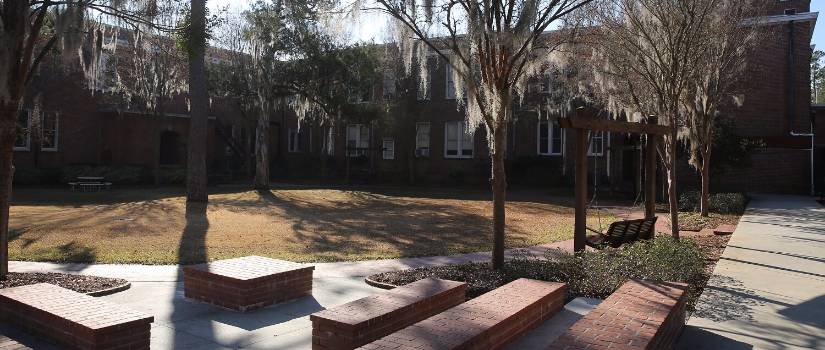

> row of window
[14,109,59,152]
[287,120,606,160]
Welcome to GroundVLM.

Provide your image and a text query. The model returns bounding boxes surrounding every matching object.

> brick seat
[311,278,467,350]
[0,283,153,350]
[183,255,314,311]
[359,278,567,350]
[547,279,688,350]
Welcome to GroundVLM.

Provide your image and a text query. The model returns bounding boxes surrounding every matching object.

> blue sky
[813,1,824,51]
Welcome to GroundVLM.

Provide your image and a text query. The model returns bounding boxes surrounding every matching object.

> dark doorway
[159,131,181,165]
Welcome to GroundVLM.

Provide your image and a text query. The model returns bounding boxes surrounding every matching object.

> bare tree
[362,0,591,269]
[680,1,762,217]
[0,0,163,279]
[586,0,717,237]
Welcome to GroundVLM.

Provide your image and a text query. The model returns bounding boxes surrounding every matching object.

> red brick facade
[311,278,467,349]
[0,283,154,350]
[548,279,688,350]
[13,1,819,195]
[360,279,567,350]
[182,256,314,312]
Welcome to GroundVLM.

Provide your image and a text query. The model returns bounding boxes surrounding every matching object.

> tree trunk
[666,134,679,239]
[254,112,270,190]
[0,105,20,280]
[491,125,507,270]
[700,148,711,217]
[186,0,209,202]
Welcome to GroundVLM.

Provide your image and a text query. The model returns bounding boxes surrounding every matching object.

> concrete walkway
[3,240,573,349]
[678,194,825,350]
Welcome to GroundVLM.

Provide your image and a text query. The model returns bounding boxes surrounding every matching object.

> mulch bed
[0,272,128,295]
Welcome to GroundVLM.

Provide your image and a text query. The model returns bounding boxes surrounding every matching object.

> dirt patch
[0,272,128,295]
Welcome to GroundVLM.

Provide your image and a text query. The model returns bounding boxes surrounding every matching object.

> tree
[362,0,591,269]
[211,1,382,189]
[586,0,717,237]
[680,1,761,217]
[187,0,209,202]
[0,0,162,279]
[812,50,825,103]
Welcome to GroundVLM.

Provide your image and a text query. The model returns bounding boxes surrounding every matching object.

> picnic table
[69,176,112,192]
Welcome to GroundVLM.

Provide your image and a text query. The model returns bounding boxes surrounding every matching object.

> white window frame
[40,111,59,152]
[324,127,334,156]
[382,72,396,101]
[537,120,563,156]
[14,109,31,151]
[445,65,456,99]
[444,121,474,159]
[288,128,301,153]
[588,131,605,156]
[415,122,431,157]
[382,138,395,160]
[346,124,370,157]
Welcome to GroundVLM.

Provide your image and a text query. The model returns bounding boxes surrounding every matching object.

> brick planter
[183,256,314,311]
[547,279,689,350]
[0,283,153,350]
[360,278,567,350]
[311,278,466,350]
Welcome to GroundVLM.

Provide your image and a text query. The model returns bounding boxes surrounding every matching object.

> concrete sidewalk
[678,194,825,350]
[3,240,574,349]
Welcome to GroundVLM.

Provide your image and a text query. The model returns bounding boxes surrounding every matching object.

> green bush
[679,191,748,214]
[60,165,149,185]
[12,168,61,185]
[369,237,707,302]
[158,167,186,185]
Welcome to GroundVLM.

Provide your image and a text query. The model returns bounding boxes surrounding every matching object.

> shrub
[679,191,748,214]
[60,165,149,185]
[12,168,61,185]
[369,237,706,302]
[158,167,186,185]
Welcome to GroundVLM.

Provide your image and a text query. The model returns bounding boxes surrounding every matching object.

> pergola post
[574,128,588,252]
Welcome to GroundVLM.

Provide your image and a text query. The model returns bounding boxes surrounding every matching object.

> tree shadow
[171,201,211,349]
[677,326,754,350]
[691,275,766,323]
[778,294,825,329]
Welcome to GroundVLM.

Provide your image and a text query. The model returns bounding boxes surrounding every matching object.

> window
[444,121,473,158]
[445,65,456,99]
[382,138,395,160]
[349,86,372,103]
[14,110,30,151]
[417,67,432,101]
[324,127,334,155]
[537,120,563,156]
[40,111,59,151]
[288,128,302,153]
[346,124,370,157]
[415,122,431,157]
[382,72,396,100]
[588,131,605,156]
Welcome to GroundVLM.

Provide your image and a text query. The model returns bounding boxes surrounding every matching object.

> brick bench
[183,255,314,311]
[359,278,567,350]
[547,279,688,350]
[0,283,153,350]
[311,278,466,350]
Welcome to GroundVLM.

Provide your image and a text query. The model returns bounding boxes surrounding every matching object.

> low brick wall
[183,256,314,311]
[547,279,688,350]
[311,278,466,350]
[360,278,567,350]
[0,283,153,350]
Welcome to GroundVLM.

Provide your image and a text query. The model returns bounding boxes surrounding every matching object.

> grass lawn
[8,185,614,264]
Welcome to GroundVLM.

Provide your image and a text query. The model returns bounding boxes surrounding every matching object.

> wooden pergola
[558,108,669,252]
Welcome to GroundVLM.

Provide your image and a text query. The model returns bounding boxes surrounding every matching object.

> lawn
[8,185,614,264]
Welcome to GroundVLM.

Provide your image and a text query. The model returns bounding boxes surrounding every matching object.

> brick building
[12,1,821,195]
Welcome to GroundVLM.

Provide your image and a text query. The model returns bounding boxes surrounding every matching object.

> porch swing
[578,126,658,250]
[559,108,668,252]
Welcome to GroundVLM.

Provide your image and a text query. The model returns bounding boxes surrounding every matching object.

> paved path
[3,240,573,349]
[678,194,825,350]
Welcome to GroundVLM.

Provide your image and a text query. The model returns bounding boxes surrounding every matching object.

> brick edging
[86,281,131,297]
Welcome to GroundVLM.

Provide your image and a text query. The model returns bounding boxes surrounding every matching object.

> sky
[813,1,824,51]
[211,0,825,49]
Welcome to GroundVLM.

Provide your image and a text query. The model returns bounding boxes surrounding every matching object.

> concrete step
[505,297,602,349]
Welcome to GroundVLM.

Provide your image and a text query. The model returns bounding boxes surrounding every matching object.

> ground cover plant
[8,186,612,264]
[369,235,723,312]
[0,272,127,294]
